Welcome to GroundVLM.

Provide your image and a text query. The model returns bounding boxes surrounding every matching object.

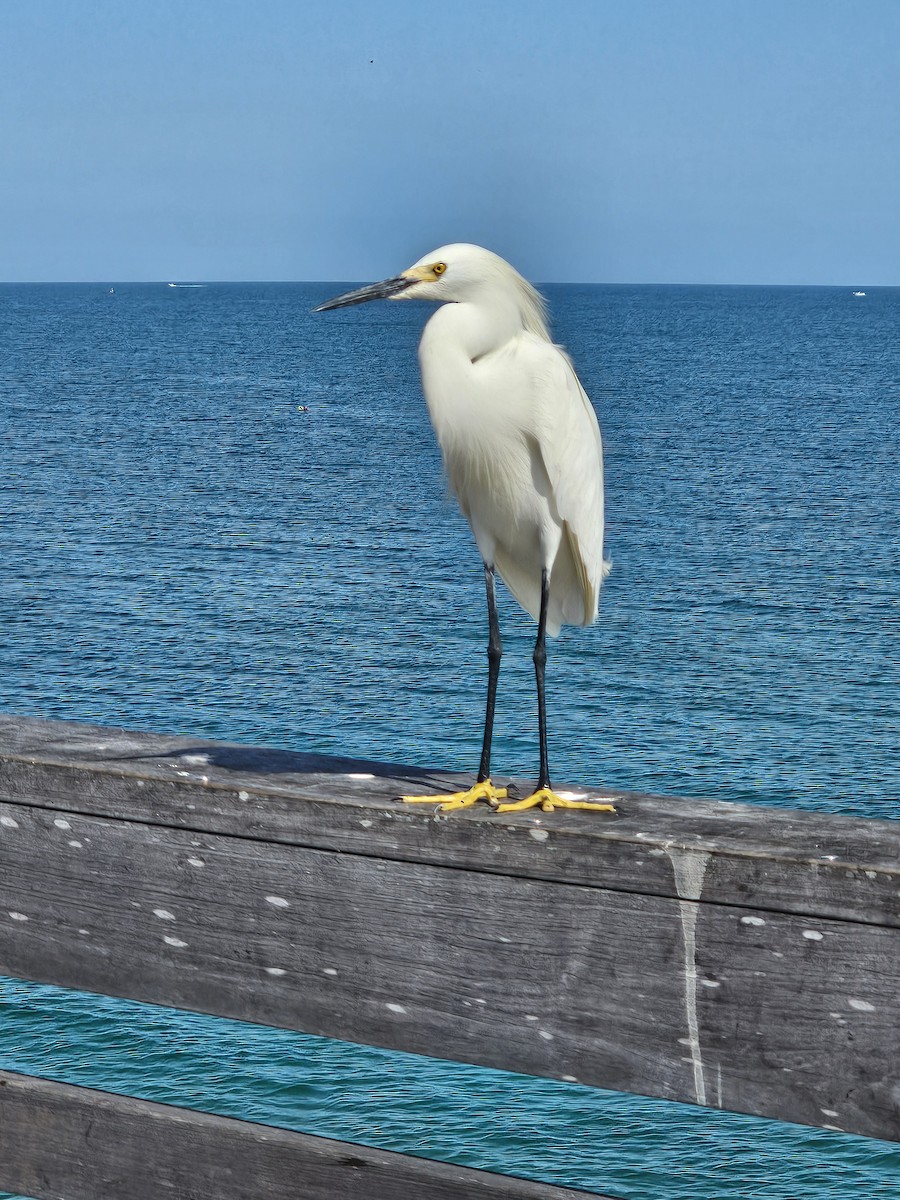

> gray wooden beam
[0,1070,605,1200]
[1,713,898,927]
[1,715,898,1141]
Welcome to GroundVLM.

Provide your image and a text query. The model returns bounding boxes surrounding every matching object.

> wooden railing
[0,714,897,1198]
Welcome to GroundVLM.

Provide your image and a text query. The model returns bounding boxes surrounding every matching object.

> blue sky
[2,0,898,283]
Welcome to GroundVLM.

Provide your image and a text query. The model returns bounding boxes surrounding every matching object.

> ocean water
[0,280,898,1197]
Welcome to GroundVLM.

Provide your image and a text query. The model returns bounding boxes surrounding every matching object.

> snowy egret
[315,244,614,815]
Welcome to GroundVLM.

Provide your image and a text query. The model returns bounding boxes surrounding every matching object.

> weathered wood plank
[1,786,898,1140]
[0,1070,605,1200]
[1,715,898,927]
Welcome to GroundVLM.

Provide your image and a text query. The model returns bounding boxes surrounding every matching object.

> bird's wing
[522,334,607,622]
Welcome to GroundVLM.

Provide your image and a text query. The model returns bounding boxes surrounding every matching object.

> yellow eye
[433,262,447,276]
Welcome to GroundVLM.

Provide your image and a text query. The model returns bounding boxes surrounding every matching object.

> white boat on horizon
[852,290,866,297]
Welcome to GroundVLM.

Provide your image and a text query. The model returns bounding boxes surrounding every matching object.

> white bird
[315,244,614,815]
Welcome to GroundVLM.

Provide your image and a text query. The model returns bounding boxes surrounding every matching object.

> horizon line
[0,279,892,289]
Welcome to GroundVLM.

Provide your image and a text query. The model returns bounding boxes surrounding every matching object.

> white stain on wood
[0,816,19,828]
[848,998,876,1012]
[666,846,711,1107]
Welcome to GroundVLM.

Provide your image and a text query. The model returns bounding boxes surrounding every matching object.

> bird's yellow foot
[497,788,616,814]
[400,779,508,811]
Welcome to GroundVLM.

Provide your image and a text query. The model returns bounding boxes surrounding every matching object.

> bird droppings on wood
[848,999,876,1012]
[153,909,176,921]
[265,896,290,908]
[802,930,824,940]
[741,916,766,926]
[3,716,900,1141]
[385,1003,406,1015]
[666,847,712,1107]
[162,936,187,948]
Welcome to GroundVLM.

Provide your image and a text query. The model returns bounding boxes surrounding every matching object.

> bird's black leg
[496,568,614,813]
[477,562,502,784]
[400,561,508,809]
[534,567,551,790]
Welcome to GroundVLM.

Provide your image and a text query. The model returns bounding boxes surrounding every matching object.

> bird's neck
[421,296,526,363]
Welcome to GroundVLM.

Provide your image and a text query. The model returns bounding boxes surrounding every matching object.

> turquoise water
[1,281,898,1196]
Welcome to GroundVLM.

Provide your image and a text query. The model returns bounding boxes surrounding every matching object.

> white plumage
[315,243,615,815]
[413,246,607,633]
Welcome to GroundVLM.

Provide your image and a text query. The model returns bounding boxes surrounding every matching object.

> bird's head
[313,244,548,336]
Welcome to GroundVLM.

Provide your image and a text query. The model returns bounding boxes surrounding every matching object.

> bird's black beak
[313,274,413,312]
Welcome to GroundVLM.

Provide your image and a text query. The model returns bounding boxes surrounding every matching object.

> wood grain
[2,714,898,927]
[0,1071,604,1200]
[1,715,898,1142]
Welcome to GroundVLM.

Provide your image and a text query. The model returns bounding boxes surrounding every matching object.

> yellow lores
[315,244,615,816]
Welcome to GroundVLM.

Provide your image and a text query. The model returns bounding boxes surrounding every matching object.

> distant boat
[168,283,206,288]
[852,290,866,297]
[108,288,115,294]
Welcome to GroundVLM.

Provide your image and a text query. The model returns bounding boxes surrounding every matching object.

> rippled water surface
[1,281,898,1197]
